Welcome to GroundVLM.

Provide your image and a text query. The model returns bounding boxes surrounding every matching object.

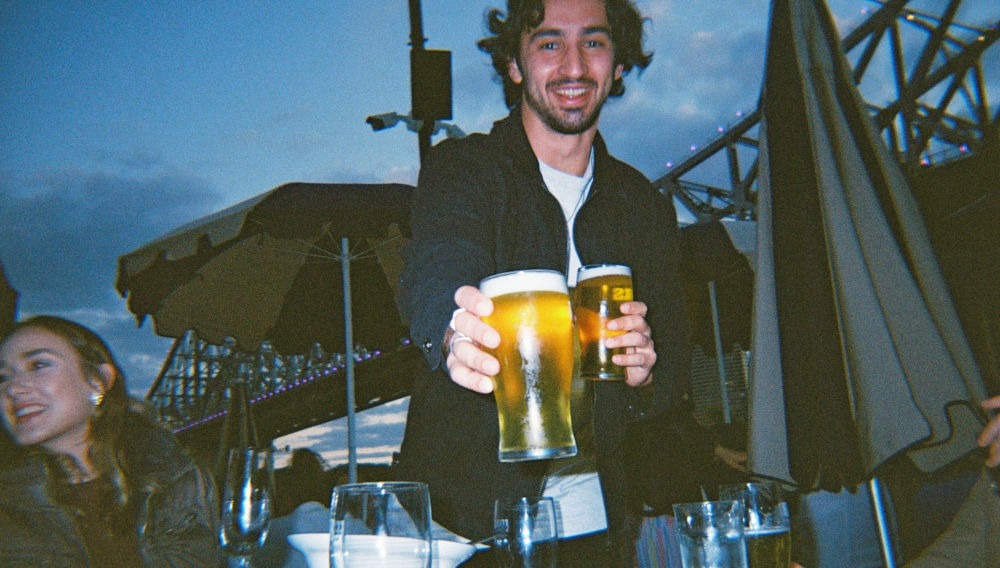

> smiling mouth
[555,86,588,98]
[13,404,45,425]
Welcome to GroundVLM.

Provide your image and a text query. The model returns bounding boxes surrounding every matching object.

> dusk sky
[2,1,996,467]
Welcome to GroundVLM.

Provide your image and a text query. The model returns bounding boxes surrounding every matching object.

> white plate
[287,533,477,568]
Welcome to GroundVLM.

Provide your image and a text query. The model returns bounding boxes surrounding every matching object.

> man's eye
[28,360,50,371]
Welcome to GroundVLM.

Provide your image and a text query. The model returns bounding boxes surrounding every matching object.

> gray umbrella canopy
[748,0,988,493]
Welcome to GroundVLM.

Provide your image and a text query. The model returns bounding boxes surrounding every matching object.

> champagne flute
[220,447,275,567]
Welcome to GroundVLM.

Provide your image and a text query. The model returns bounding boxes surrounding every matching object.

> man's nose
[560,44,586,77]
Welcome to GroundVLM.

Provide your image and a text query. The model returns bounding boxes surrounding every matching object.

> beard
[522,77,610,135]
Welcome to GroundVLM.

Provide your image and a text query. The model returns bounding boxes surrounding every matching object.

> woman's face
[0,327,102,456]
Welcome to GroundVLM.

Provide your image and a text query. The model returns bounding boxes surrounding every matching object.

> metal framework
[657,0,1000,221]
[146,332,328,431]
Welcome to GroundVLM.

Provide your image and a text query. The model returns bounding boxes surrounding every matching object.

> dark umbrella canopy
[116,182,412,355]
[748,0,988,493]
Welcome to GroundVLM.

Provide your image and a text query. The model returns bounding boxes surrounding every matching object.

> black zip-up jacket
[0,412,221,567]
[396,109,691,553]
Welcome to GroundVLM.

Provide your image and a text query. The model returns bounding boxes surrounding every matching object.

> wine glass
[220,447,275,567]
[330,481,432,567]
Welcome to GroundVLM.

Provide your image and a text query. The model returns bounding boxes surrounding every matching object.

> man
[395,0,690,563]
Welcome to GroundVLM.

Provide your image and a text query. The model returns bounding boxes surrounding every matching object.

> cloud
[273,399,409,467]
[0,166,226,396]
[359,398,409,427]
[1,168,222,305]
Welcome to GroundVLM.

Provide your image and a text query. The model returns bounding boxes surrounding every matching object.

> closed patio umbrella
[747,0,990,564]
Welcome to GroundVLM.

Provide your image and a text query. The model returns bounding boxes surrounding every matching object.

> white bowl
[287,533,328,568]
[287,533,477,568]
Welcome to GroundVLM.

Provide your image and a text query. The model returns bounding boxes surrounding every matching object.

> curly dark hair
[477,0,653,108]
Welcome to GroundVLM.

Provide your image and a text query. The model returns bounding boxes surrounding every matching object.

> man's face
[509,0,624,135]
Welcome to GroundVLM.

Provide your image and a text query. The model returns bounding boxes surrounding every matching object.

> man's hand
[444,285,500,394]
[714,445,749,472]
[979,395,1000,467]
[606,300,657,387]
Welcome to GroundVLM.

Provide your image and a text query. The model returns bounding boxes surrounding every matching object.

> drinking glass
[493,496,558,568]
[480,269,577,462]
[719,481,791,568]
[574,264,633,380]
[673,500,748,568]
[220,447,275,567]
[330,481,432,568]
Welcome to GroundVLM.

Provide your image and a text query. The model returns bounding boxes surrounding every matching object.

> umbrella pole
[708,280,732,423]
[342,237,358,484]
[868,477,897,567]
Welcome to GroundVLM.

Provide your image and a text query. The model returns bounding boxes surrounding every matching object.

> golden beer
[574,264,633,380]
[745,528,791,568]
[480,270,577,462]
[720,482,791,568]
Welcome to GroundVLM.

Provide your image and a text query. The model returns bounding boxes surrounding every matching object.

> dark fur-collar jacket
[0,411,221,568]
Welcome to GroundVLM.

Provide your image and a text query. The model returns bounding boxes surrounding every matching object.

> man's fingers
[454,285,493,317]
[453,309,501,349]
[446,355,495,394]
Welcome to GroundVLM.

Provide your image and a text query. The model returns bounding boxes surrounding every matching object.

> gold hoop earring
[90,390,104,407]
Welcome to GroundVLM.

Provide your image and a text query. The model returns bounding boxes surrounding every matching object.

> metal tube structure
[408,0,433,161]
[709,280,733,423]
[869,477,897,567]
[342,237,358,484]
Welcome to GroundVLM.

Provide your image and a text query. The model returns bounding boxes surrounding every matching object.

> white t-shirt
[537,150,608,538]
[538,150,594,287]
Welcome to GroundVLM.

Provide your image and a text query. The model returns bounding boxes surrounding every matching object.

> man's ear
[508,57,523,84]
[614,63,624,81]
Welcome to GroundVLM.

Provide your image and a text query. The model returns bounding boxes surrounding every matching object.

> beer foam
[577,264,631,282]
[479,269,568,297]
[745,527,790,536]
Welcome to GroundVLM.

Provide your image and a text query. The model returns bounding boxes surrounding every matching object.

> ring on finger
[448,331,475,355]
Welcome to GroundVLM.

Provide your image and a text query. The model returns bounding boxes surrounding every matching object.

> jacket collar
[490,106,612,181]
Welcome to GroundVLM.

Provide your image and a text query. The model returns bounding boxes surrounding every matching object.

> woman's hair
[477,0,653,108]
[1,316,134,512]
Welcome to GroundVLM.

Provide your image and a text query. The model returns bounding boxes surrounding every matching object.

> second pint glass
[480,269,578,462]
[574,264,633,380]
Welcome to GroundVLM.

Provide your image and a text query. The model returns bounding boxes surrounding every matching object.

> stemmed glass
[220,447,275,567]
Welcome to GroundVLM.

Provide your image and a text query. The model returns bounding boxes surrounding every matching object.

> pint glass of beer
[480,269,578,462]
[719,481,791,568]
[574,264,633,380]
